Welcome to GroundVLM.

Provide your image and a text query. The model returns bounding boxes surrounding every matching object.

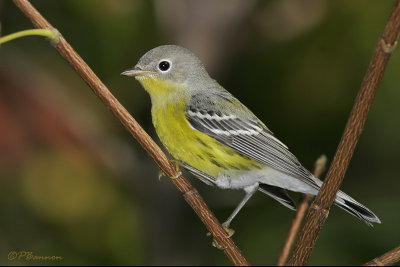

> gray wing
[180,162,216,186]
[258,184,297,210]
[185,93,319,190]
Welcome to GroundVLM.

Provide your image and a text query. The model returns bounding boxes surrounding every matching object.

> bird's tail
[307,175,381,225]
[334,190,381,226]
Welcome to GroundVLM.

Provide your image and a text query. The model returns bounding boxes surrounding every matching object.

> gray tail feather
[309,176,380,225]
[334,191,381,226]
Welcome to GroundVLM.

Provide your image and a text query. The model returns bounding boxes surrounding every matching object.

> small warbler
[122,45,380,230]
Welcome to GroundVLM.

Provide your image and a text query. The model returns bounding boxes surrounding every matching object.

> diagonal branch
[276,155,327,266]
[287,1,400,265]
[11,0,250,265]
[363,245,400,266]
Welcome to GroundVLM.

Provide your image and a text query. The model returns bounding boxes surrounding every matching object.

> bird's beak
[121,66,155,77]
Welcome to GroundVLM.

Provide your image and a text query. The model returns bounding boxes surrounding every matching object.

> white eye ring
[158,59,172,72]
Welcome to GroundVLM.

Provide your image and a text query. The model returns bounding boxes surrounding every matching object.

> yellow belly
[137,75,262,178]
[151,100,263,178]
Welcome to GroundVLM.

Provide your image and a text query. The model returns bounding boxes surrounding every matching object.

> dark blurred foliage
[0,0,399,265]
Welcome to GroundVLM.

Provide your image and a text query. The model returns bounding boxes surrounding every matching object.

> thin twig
[287,1,400,265]
[11,0,250,265]
[276,155,327,266]
[0,28,59,44]
[363,245,400,266]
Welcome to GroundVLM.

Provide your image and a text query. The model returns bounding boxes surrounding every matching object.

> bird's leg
[210,184,259,249]
[222,183,259,237]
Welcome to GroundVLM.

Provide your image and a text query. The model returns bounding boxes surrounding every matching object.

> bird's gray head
[122,45,210,84]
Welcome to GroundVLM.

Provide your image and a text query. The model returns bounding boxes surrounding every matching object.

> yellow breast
[138,76,262,178]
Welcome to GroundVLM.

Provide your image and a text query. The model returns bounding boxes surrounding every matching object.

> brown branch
[11,0,250,265]
[287,1,400,265]
[363,245,400,266]
[276,155,327,266]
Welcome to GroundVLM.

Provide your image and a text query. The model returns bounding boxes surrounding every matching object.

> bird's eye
[158,60,171,72]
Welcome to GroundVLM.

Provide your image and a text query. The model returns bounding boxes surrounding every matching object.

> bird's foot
[222,222,235,238]
[207,222,235,250]
[158,160,182,180]
[170,159,182,179]
[211,239,228,250]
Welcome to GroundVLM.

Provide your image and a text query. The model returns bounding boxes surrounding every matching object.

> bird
[122,45,381,232]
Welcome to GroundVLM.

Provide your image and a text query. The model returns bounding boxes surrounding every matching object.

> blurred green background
[0,0,399,265]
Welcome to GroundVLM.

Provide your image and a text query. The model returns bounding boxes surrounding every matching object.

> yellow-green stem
[0,28,59,45]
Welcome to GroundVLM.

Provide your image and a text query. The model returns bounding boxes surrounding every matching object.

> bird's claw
[158,160,182,180]
[222,222,235,238]
[211,239,228,250]
[158,170,166,180]
[207,223,235,250]
[170,159,182,179]
[171,171,182,179]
